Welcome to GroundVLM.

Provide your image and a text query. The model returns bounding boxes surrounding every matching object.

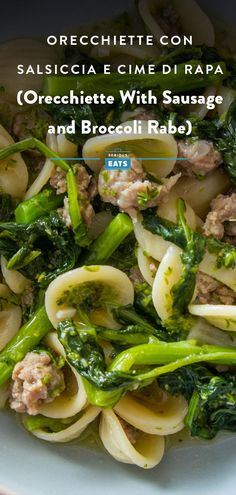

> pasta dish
[0,0,236,470]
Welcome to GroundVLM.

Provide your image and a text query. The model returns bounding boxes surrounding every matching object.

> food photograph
[0,1,236,494]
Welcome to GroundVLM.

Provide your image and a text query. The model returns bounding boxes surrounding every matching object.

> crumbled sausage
[177,140,222,177]
[50,164,97,226]
[98,156,180,217]
[57,197,71,228]
[9,352,65,416]
[21,284,34,313]
[195,272,235,305]
[50,167,67,194]
[203,193,236,243]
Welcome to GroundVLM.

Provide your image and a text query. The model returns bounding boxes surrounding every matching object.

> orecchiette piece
[100,409,165,469]
[189,304,236,332]
[172,169,230,219]
[133,197,197,265]
[200,252,236,291]
[133,217,172,262]
[1,256,29,294]
[83,121,178,178]
[24,134,77,199]
[0,124,28,198]
[114,391,187,436]
[45,265,134,329]
[30,405,101,443]
[152,245,183,321]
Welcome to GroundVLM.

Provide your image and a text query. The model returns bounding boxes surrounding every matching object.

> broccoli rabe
[142,207,236,269]
[159,364,236,440]
[0,213,79,287]
[186,372,236,439]
[57,318,236,408]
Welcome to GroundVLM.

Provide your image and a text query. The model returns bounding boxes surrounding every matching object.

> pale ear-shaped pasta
[0,39,59,97]
[217,86,236,117]
[83,121,178,179]
[0,124,28,198]
[114,391,187,436]
[136,219,236,292]
[56,134,77,158]
[0,297,22,351]
[157,192,197,230]
[39,332,88,418]
[138,0,214,46]
[152,245,183,321]
[133,216,172,262]
[186,86,217,119]
[24,133,77,199]
[1,256,29,294]
[29,405,101,443]
[45,265,134,329]
[133,197,196,265]
[24,134,58,199]
[188,304,236,332]
[172,169,230,219]
[137,247,158,286]
[99,409,165,468]
[188,317,236,347]
[199,252,236,291]
[90,43,159,61]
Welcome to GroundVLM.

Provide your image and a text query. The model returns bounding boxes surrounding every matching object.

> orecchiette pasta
[0,124,28,198]
[83,122,178,178]
[199,253,236,291]
[99,408,165,469]
[137,247,158,286]
[24,134,77,199]
[152,245,183,321]
[114,391,187,435]
[172,169,230,218]
[133,216,172,262]
[45,265,134,329]
[188,304,236,332]
[30,405,101,443]
[1,256,29,294]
